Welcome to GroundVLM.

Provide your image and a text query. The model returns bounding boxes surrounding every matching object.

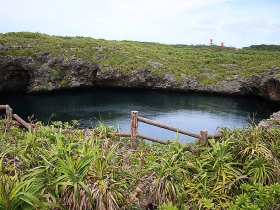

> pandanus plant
[141,142,189,207]
[183,136,246,209]
[0,157,59,210]
[49,132,128,210]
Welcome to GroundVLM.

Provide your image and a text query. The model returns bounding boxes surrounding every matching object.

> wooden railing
[0,105,33,130]
[116,111,223,149]
[1,106,223,149]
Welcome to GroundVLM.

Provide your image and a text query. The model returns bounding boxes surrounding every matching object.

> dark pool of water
[1,88,279,143]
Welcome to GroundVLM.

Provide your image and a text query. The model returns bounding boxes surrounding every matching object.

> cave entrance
[1,66,30,93]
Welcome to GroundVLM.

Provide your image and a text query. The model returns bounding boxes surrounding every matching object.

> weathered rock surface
[0,56,32,92]
[0,53,99,93]
[259,110,280,129]
[94,67,280,102]
[1,54,280,103]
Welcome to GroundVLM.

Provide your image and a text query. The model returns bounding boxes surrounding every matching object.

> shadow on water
[1,88,279,143]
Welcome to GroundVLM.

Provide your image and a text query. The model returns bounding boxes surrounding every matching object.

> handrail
[0,104,32,130]
[0,105,7,109]
[1,105,223,149]
[116,111,223,149]
[137,116,200,138]
[115,132,167,145]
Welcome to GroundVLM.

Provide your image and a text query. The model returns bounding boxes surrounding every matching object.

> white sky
[1,0,279,48]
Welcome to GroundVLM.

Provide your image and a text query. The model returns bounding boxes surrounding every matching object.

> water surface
[1,88,279,143]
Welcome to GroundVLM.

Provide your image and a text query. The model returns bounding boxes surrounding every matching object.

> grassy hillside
[1,32,280,84]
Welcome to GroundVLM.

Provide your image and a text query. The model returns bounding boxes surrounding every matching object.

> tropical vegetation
[0,119,280,209]
[1,31,280,209]
[0,32,280,84]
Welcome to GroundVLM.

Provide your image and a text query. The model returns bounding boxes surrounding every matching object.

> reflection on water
[1,88,279,143]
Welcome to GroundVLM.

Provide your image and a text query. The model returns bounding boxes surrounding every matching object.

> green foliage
[244,44,280,51]
[0,163,59,210]
[49,67,60,77]
[0,120,280,209]
[1,32,280,84]
[158,202,181,210]
[60,76,70,86]
[229,183,280,210]
[151,69,164,76]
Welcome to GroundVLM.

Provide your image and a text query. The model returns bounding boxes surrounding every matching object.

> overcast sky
[1,0,279,48]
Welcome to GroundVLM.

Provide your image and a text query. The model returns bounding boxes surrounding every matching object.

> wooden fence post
[5,105,13,131]
[130,111,138,149]
[6,105,13,121]
[200,129,208,145]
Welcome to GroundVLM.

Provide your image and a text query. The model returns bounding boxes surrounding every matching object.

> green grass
[0,120,280,209]
[1,32,280,85]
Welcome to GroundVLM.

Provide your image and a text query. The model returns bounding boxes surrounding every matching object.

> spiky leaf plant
[0,161,59,210]
[141,142,189,207]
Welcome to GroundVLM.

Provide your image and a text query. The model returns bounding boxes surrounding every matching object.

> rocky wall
[1,54,280,103]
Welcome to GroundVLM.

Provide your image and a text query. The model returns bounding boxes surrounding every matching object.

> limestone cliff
[0,52,98,93]
[0,53,280,102]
